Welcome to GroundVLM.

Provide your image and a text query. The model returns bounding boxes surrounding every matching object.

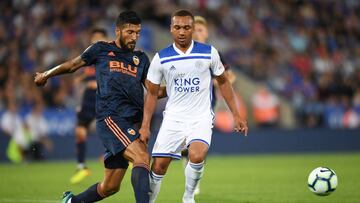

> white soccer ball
[308,167,338,196]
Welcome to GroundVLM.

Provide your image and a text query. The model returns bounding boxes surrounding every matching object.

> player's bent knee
[133,155,149,168]
[151,160,170,175]
[188,152,206,164]
[75,127,87,142]
[140,150,150,162]
[102,183,120,197]
[152,164,166,175]
[133,143,150,164]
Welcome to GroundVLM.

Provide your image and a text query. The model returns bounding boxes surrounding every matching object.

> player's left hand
[139,127,151,145]
[234,115,248,136]
[34,72,48,86]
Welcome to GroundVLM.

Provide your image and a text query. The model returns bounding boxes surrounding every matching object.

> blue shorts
[77,88,96,127]
[97,116,140,169]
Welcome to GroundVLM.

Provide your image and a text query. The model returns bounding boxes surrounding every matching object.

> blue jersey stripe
[160,56,211,64]
[191,41,211,54]
[158,45,179,58]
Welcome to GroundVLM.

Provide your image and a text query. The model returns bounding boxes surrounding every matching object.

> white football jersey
[147,40,225,121]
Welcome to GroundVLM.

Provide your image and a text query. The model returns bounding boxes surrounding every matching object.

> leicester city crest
[133,56,140,66]
[195,60,203,68]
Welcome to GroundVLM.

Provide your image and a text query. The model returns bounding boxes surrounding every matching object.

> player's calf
[68,182,106,203]
[100,180,120,197]
[124,139,151,203]
[183,142,208,201]
[149,157,172,203]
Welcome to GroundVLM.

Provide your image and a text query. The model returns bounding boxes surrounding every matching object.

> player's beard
[119,36,136,52]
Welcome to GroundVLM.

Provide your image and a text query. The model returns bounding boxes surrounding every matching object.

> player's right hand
[234,115,248,136]
[34,72,48,86]
[139,127,151,145]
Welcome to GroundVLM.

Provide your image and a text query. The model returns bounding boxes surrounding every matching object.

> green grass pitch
[0,153,359,203]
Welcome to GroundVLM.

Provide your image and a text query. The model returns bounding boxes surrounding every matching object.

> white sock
[77,163,85,170]
[182,157,189,169]
[184,161,204,198]
[149,171,164,203]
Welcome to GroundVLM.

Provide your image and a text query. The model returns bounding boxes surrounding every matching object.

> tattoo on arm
[44,56,86,78]
[69,56,86,72]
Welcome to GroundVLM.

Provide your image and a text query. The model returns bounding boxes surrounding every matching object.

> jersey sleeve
[218,51,230,70]
[210,46,225,76]
[81,42,100,66]
[146,53,163,85]
[141,53,151,84]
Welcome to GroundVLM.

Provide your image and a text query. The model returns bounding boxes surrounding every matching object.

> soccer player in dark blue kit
[35,11,151,203]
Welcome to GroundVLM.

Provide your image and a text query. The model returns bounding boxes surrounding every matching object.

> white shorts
[152,117,213,160]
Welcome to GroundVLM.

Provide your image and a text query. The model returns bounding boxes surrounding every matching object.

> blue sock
[76,141,86,166]
[131,164,150,203]
[71,183,104,203]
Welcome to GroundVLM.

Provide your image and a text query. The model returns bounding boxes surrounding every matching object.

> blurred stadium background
[1,0,360,203]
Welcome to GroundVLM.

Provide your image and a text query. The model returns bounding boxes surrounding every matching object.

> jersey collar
[111,41,132,53]
[172,40,194,55]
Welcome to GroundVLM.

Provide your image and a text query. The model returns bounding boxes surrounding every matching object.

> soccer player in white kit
[139,10,248,203]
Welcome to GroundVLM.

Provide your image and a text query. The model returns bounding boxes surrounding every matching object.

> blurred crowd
[0,0,359,141]
[200,0,360,128]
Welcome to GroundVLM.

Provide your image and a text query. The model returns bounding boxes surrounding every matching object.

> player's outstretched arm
[139,79,160,144]
[215,73,248,136]
[34,56,86,86]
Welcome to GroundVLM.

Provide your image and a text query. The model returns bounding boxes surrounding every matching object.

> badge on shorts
[127,128,136,136]
[133,56,140,66]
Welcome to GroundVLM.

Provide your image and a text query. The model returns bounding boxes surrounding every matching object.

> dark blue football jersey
[81,41,150,122]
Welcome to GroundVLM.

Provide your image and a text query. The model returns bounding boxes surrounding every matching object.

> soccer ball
[308,167,338,196]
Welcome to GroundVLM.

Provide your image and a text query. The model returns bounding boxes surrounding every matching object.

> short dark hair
[91,28,108,37]
[171,9,194,21]
[116,11,141,27]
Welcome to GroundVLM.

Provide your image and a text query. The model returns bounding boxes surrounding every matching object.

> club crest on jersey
[127,128,136,136]
[133,56,140,66]
[195,60,204,68]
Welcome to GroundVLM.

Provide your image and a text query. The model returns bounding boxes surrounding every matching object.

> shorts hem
[152,153,181,160]
[187,139,210,148]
